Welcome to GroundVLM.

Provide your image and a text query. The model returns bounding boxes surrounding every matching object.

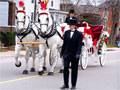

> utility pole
[34,0,37,21]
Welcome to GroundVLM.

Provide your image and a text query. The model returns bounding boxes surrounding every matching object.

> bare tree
[61,0,81,11]
[107,0,120,45]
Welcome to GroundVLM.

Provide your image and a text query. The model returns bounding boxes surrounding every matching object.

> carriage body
[77,23,109,70]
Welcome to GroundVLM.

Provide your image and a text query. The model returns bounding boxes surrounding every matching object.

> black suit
[61,30,83,87]
[65,16,78,25]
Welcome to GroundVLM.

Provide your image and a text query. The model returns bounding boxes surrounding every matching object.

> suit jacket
[61,30,83,60]
[65,16,78,25]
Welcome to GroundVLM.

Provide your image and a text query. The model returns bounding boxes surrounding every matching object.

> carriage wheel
[99,43,107,67]
[80,47,88,70]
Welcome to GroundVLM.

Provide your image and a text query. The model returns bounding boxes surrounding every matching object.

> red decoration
[39,12,48,16]
[39,0,48,10]
[84,27,94,39]
[19,1,24,7]
[17,10,26,14]
[61,27,65,32]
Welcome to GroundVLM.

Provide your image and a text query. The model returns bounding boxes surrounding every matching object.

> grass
[0,48,8,52]
[0,46,25,52]
[107,44,116,48]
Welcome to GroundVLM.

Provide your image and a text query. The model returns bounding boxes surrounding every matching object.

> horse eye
[24,16,26,19]
[46,17,49,21]
[38,19,40,22]
[15,16,17,19]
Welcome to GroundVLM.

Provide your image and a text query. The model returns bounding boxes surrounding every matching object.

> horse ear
[23,6,25,10]
[46,8,49,12]
[16,7,18,11]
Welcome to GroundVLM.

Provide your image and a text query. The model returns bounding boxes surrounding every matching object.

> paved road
[0,48,120,90]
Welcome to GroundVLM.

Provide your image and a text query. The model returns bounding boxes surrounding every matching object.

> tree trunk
[109,0,120,45]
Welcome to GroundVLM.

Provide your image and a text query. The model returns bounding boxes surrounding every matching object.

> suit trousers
[63,57,79,87]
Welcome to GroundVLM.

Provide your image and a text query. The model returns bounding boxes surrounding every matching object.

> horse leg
[23,48,30,74]
[30,48,36,72]
[38,45,46,75]
[43,50,47,71]
[48,46,58,76]
[15,44,22,67]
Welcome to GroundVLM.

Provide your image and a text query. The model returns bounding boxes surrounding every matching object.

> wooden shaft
[27,46,39,48]
[17,42,45,44]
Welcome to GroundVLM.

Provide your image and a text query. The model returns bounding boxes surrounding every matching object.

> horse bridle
[16,10,26,26]
[38,12,50,32]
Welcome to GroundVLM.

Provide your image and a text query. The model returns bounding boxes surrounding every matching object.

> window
[31,12,34,21]
[51,0,53,7]
[0,2,8,26]
[31,0,34,3]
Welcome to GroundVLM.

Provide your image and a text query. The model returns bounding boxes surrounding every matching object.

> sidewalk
[0,48,119,58]
[0,51,26,58]
[107,47,120,51]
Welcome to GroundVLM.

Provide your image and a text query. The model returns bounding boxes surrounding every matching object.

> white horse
[15,6,39,74]
[37,9,63,76]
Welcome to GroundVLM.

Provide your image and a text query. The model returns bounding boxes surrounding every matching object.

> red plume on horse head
[39,0,49,10]
[17,1,26,14]
[19,1,24,7]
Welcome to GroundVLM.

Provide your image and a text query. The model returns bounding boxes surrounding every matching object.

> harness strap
[46,39,49,48]
[56,30,63,40]
[16,23,32,47]
[31,28,39,40]
[54,23,63,40]
[16,35,24,47]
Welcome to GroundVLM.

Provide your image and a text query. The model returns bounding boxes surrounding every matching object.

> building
[16,0,68,23]
[98,1,120,38]
[0,0,68,32]
[0,0,15,32]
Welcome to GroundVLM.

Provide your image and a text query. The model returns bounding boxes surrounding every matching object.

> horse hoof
[38,70,44,75]
[59,69,64,73]
[48,72,54,76]
[30,68,35,72]
[23,70,28,74]
[43,67,47,71]
[15,61,21,67]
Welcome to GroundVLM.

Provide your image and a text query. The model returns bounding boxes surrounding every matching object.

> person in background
[65,9,78,25]
[60,19,83,90]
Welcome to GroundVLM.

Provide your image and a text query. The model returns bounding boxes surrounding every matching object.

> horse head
[15,1,28,33]
[38,9,53,35]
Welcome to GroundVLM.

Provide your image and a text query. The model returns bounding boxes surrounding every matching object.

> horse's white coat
[15,7,38,73]
[37,9,63,73]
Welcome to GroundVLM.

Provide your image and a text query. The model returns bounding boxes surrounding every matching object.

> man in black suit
[65,9,78,25]
[60,19,83,90]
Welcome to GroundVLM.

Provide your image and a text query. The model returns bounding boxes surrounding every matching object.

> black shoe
[60,85,69,89]
[71,86,76,90]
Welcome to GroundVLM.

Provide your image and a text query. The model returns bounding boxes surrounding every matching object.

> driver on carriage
[65,9,78,25]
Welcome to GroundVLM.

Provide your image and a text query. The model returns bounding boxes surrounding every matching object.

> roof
[49,8,68,14]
